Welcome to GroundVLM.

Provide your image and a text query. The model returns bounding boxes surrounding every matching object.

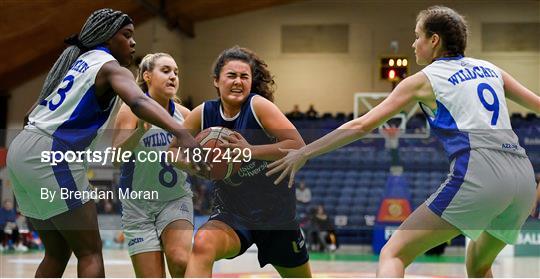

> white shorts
[7,130,91,220]
[426,148,536,244]
[121,195,194,256]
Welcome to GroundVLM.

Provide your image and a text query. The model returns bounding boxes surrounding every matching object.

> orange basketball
[195,127,242,180]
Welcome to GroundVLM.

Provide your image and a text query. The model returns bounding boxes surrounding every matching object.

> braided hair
[37,8,132,102]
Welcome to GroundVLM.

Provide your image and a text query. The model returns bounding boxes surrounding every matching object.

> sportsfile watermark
[40,147,252,166]
[3,128,539,231]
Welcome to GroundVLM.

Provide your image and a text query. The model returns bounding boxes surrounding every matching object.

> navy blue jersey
[202,93,296,227]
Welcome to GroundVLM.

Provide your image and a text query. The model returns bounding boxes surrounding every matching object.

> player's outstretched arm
[502,70,540,114]
[267,72,428,187]
[99,61,202,149]
[167,104,211,177]
[99,61,208,170]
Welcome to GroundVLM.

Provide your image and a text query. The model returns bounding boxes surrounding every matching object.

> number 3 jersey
[27,47,119,151]
[420,56,526,159]
[119,101,191,202]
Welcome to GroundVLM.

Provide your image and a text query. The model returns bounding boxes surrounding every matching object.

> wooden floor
[1,248,539,277]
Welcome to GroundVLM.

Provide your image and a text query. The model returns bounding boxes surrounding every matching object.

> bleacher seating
[291,113,540,245]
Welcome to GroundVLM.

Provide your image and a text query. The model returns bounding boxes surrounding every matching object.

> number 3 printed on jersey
[44,75,75,111]
[477,83,499,126]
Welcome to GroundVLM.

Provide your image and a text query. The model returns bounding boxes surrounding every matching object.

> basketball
[195,127,242,180]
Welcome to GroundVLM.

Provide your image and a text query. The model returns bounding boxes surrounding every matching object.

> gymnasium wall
[181,0,540,113]
[6,0,539,132]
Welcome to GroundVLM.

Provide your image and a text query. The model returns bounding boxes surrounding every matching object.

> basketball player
[182,46,312,277]
[267,6,540,277]
[6,9,204,277]
[113,53,194,277]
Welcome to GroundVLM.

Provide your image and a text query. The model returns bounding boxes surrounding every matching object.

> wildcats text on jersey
[142,131,173,147]
[70,59,89,74]
[447,66,499,86]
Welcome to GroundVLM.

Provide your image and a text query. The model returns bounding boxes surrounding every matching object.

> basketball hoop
[382,126,400,139]
[353,92,430,139]
[382,126,402,173]
[382,127,400,149]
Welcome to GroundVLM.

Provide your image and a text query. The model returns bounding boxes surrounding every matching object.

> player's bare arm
[221,95,305,161]
[167,104,207,175]
[267,72,425,187]
[502,70,540,114]
[176,103,192,120]
[182,104,204,136]
[98,61,201,151]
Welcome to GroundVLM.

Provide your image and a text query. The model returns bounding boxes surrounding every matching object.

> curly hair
[417,6,468,57]
[212,46,275,102]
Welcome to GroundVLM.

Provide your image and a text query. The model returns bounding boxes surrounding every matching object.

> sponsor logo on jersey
[180,203,189,213]
[502,143,518,151]
[128,237,144,247]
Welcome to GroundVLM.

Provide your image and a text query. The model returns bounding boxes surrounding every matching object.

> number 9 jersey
[420,56,526,159]
[27,47,118,151]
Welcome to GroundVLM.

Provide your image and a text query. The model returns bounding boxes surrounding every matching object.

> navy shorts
[209,211,309,268]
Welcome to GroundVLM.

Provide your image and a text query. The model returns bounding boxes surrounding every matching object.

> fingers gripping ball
[195,127,242,180]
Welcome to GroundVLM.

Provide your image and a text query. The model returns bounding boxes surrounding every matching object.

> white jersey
[119,100,191,201]
[27,47,119,151]
[420,56,525,158]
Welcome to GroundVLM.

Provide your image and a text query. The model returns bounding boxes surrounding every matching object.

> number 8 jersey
[420,56,526,159]
[27,47,118,151]
[118,100,191,202]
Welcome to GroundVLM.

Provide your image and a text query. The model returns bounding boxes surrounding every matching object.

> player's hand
[167,147,193,171]
[221,132,251,149]
[167,147,211,179]
[266,147,308,188]
[170,136,211,173]
[221,132,252,159]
